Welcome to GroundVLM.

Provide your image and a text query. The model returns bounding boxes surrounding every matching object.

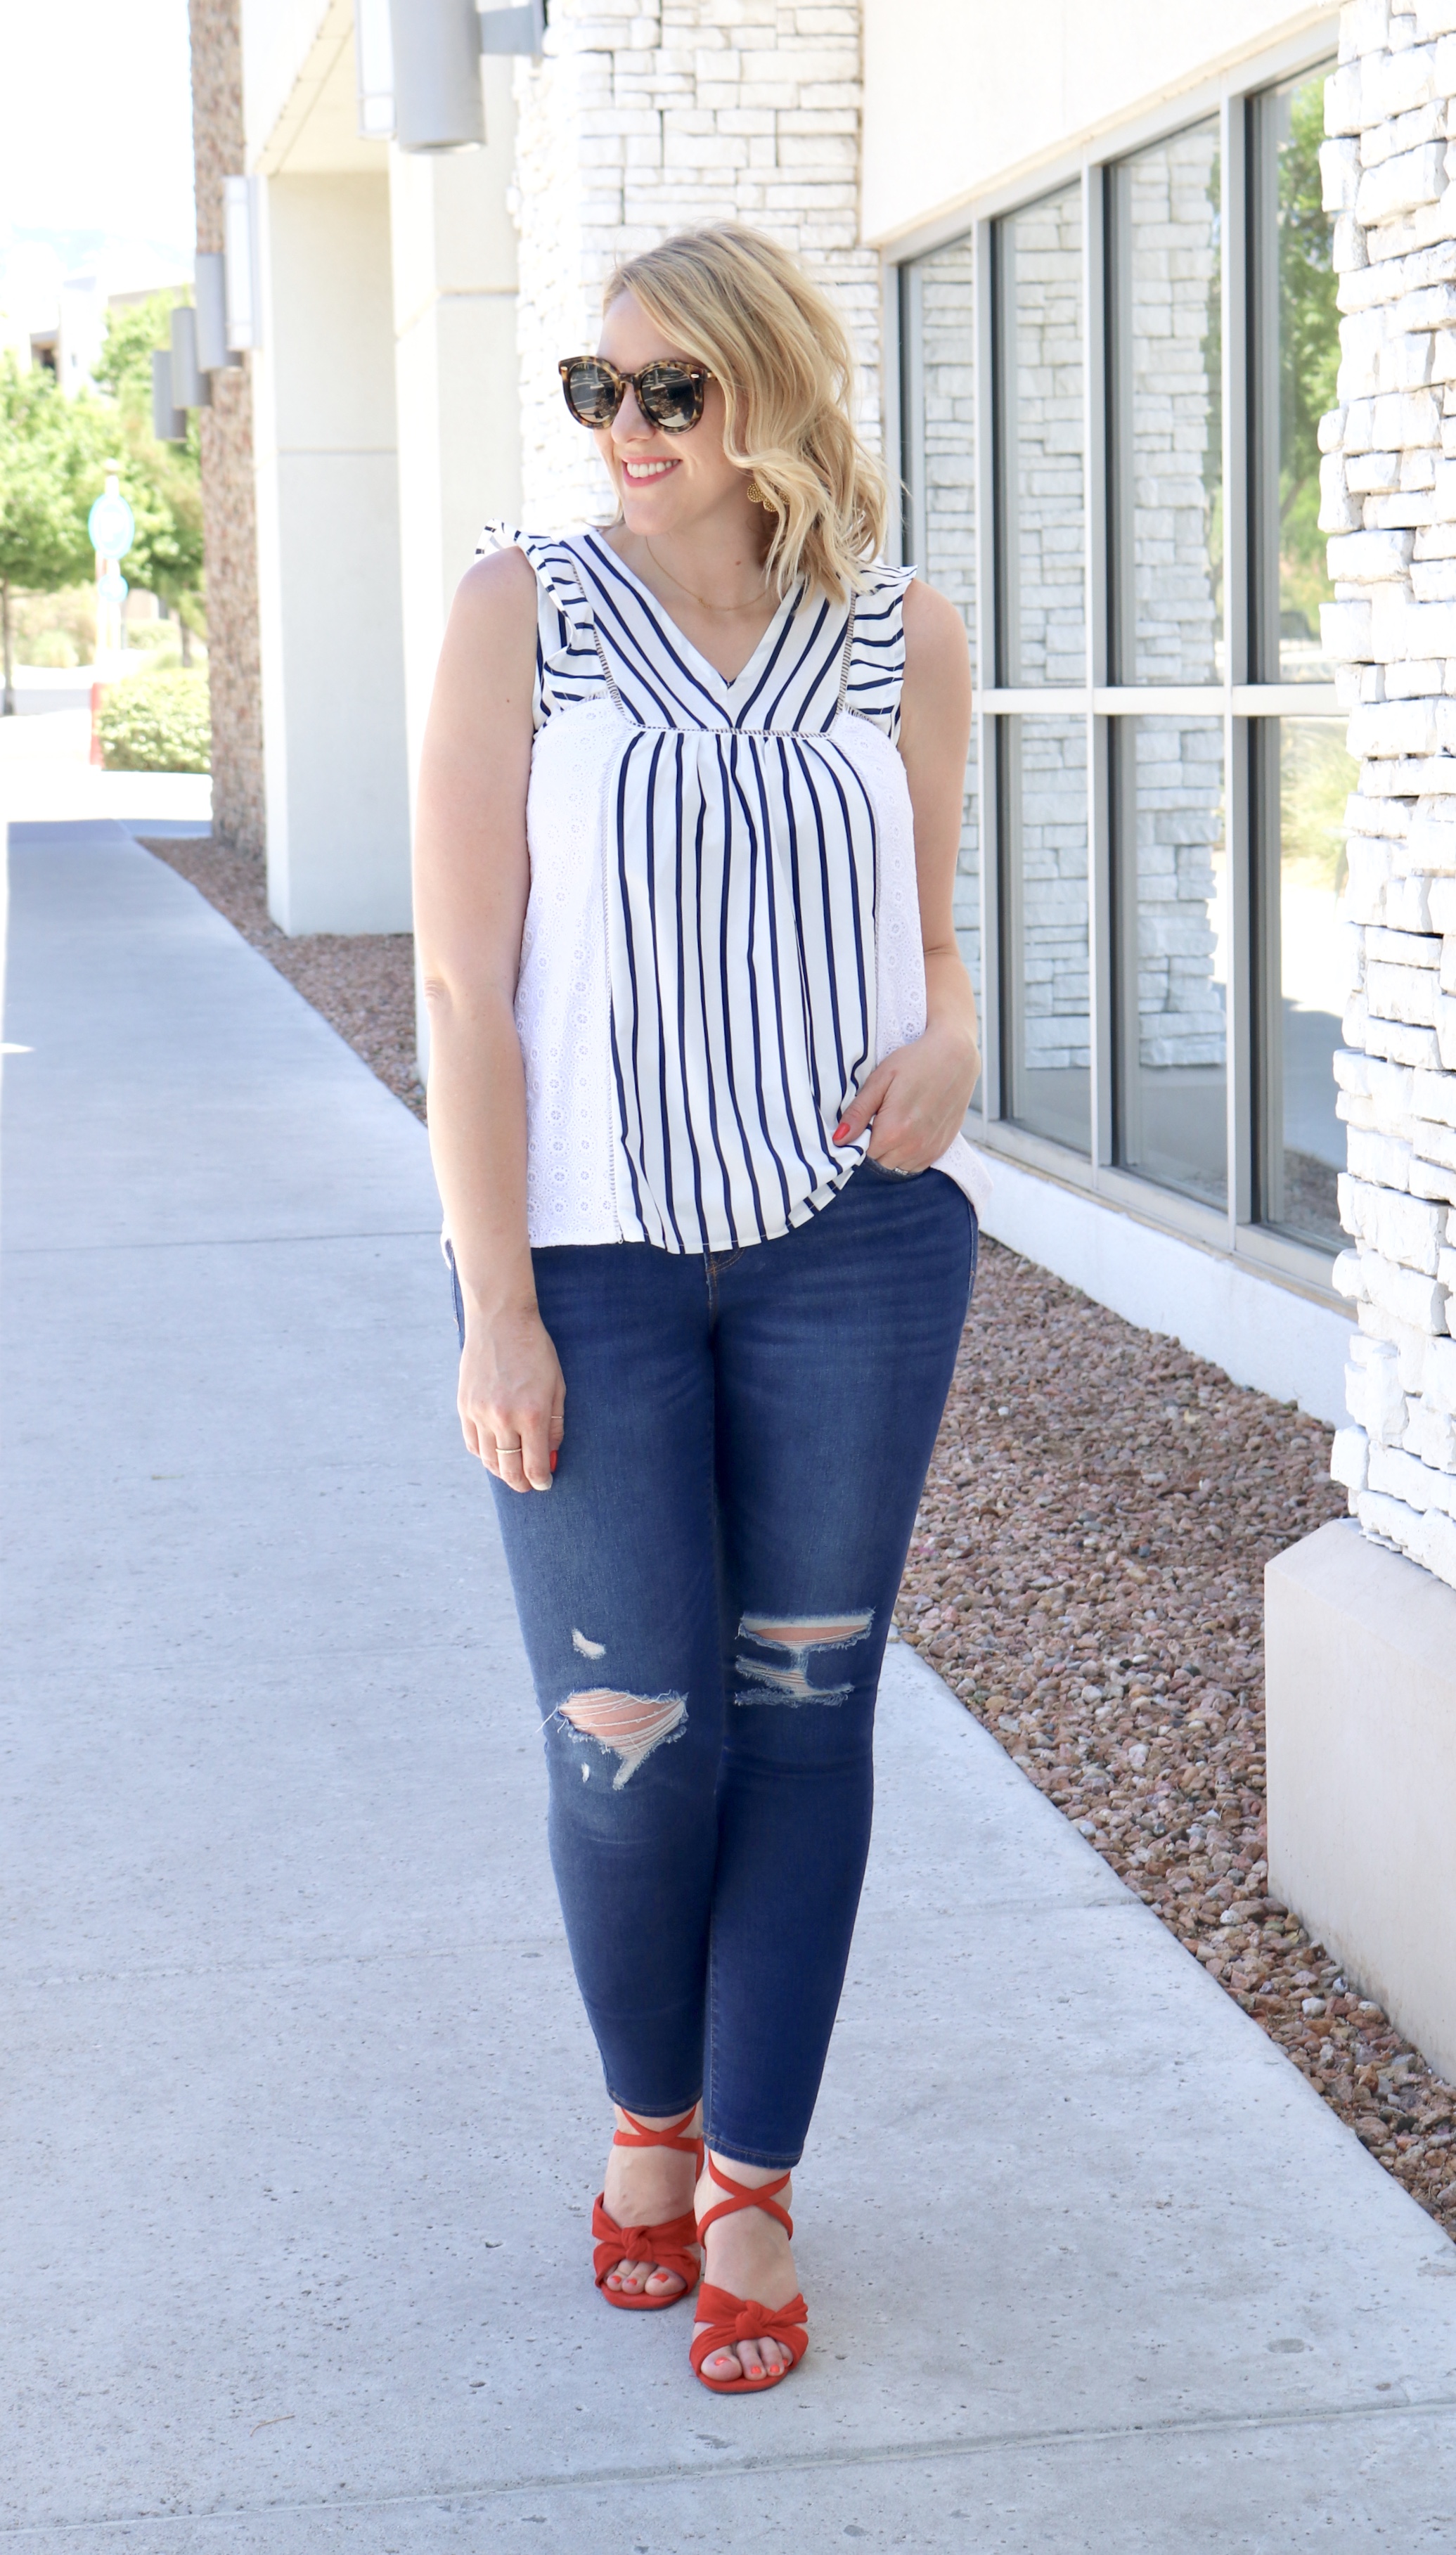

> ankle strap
[695,2154,794,2241]
[612,2104,702,2156]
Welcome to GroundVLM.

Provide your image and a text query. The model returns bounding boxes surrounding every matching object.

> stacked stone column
[1320,0,1456,1589]
[510,0,879,529]
[189,0,265,859]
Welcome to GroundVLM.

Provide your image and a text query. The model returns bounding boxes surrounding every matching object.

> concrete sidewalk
[4,813,1456,2552]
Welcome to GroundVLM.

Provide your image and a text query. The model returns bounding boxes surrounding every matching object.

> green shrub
[96,668,210,773]
[27,628,80,667]
[12,583,96,660]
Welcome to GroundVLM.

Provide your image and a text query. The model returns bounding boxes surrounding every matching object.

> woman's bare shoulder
[901,577,972,710]
[901,575,969,660]
[453,544,540,632]
[435,547,540,700]
[423,551,540,745]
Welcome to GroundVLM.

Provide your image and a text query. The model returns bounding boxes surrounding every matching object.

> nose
[610,383,651,442]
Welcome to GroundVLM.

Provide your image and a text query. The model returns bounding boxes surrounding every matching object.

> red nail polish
[833,1121,851,1143]
[550,1450,558,1472]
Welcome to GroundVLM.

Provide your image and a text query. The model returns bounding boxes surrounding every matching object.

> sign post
[87,473,135,767]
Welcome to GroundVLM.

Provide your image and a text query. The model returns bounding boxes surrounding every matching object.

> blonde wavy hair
[603,224,889,601]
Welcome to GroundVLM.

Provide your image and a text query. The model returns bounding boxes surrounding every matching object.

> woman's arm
[832,577,980,1171]
[413,548,564,1493]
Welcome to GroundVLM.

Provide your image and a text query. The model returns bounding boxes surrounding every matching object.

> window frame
[886,14,1346,1306]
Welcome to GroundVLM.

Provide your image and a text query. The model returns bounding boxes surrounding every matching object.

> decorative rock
[896,1240,1456,2244]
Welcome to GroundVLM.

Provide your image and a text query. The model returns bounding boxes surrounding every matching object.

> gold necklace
[643,539,770,616]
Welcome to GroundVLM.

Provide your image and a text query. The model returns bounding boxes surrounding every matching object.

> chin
[617,487,681,529]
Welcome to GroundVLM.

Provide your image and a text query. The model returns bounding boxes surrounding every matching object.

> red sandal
[689,2157,808,2393]
[591,2106,704,2311]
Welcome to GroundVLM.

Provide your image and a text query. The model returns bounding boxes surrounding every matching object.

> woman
[413,224,986,2395]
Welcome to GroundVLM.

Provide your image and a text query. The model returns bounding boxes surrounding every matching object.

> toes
[644,2267,685,2298]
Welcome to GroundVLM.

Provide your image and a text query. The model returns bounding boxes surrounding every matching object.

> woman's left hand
[833,1014,980,1174]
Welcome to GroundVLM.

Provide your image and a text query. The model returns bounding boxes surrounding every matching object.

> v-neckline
[586,530,804,697]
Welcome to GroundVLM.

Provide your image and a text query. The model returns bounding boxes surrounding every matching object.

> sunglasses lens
[563,361,619,426]
[638,365,703,431]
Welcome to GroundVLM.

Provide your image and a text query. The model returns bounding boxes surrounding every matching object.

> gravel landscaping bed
[148,834,1456,2240]
[138,837,425,1122]
[898,1240,1456,2240]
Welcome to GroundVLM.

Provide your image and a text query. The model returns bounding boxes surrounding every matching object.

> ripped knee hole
[734,1611,874,1707]
[556,1688,685,1787]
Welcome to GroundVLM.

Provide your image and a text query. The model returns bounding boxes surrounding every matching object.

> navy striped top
[487,526,915,1258]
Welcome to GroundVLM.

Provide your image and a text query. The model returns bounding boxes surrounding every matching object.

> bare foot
[599,2105,702,2303]
[692,2154,799,2383]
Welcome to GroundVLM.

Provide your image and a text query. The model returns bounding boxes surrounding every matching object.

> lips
[621,458,680,482]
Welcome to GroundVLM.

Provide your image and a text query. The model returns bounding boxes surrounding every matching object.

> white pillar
[252,170,412,934]
[390,62,522,787]
[389,58,523,1068]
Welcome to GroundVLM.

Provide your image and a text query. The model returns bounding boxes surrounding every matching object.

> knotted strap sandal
[592,2105,704,2311]
[689,2156,808,2393]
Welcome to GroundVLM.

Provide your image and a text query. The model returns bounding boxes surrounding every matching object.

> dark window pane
[994,184,1086,685]
[1110,120,1224,684]
[1115,716,1228,1207]
[1256,716,1355,1248]
[999,713,1090,1154]
[1249,67,1339,681]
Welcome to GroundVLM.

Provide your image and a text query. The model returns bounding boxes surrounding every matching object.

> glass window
[993,184,1086,686]
[1115,716,1228,1206]
[899,53,1346,1280]
[903,236,982,1024]
[1255,717,1356,1247]
[1109,120,1224,684]
[998,712,1090,1154]
[1249,69,1339,681]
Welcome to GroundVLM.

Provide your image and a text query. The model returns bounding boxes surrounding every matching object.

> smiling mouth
[621,458,681,482]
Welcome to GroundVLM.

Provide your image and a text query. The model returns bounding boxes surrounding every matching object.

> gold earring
[745,478,774,509]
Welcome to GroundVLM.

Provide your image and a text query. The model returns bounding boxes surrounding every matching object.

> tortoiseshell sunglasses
[558,356,710,434]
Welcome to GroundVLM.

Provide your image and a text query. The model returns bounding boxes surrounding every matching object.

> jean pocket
[858,1154,925,1183]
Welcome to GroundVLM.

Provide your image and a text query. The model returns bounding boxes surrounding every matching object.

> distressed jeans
[468,1159,976,2167]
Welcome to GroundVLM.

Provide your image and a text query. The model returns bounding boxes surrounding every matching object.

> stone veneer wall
[1320,0,1456,1590]
[190,0,265,859]
[510,0,880,533]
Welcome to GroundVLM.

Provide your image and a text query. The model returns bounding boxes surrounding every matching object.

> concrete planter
[1267,1516,1456,2085]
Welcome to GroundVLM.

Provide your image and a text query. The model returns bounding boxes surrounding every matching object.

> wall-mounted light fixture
[193,252,242,375]
[389,0,485,151]
[152,349,186,444]
[479,1,546,54]
[150,174,259,441]
[354,0,547,148]
[170,305,211,412]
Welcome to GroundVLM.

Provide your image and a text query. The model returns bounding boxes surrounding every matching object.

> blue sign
[87,491,135,559]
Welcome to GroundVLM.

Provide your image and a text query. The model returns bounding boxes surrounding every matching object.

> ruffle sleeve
[843,561,915,741]
[475,523,610,729]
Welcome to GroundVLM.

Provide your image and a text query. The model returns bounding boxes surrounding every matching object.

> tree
[1278,77,1341,634]
[90,290,205,652]
[0,355,101,714]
